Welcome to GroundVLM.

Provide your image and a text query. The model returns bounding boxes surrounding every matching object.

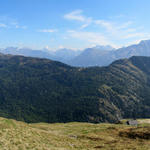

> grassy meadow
[0,117,149,150]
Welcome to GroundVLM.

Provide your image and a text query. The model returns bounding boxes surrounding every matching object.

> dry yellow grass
[0,117,149,150]
[138,119,150,124]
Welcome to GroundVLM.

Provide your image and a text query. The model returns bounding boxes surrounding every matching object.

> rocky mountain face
[2,40,150,67]
[68,46,114,67]
[69,40,150,67]
[0,47,81,64]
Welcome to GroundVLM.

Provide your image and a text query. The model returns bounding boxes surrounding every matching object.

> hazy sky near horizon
[0,0,150,50]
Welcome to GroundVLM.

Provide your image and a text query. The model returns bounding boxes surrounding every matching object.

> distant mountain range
[0,47,82,64]
[0,54,149,123]
[69,40,150,67]
[1,40,150,67]
[68,45,115,66]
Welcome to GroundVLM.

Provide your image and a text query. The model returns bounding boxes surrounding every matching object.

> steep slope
[53,48,81,62]
[69,46,114,67]
[0,47,56,60]
[0,55,149,123]
[114,40,150,60]
[69,40,150,67]
[2,40,150,67]
[0,47,81,64]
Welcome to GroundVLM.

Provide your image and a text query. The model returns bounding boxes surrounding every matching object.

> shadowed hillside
[0,55,149,123]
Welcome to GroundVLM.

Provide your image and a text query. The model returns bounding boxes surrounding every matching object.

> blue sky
[0,0,150,50]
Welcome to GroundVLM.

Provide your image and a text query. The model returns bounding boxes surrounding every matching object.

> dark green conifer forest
[0,54,149,123]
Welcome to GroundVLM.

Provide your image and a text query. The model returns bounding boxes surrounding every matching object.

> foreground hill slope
[0,55,149,123]
[0,117,149,150]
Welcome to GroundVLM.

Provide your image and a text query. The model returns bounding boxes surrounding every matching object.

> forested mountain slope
[0,54,149,123]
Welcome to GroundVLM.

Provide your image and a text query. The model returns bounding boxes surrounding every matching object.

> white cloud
[123,32,150,39]
[95,20,114,33]
[58,45,65,49]
[109,14,126,19]
[64,10,85,22]
[0,23,7,28]
[95,20,134,36]
[64,10,150,47]
[38,29,58,33]
[0,20,27,29]
[64,10,138,38]
[117,21,133,29]
[10,21,27,29]
[80,18,92,29]
[15,25,27,29]
[64,10,92,29]
[94,19,150,43]
[67,30,114,46]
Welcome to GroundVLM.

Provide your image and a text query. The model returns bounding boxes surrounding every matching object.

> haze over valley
[1,39,150,67]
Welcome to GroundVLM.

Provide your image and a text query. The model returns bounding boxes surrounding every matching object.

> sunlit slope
[0,117,149,150]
